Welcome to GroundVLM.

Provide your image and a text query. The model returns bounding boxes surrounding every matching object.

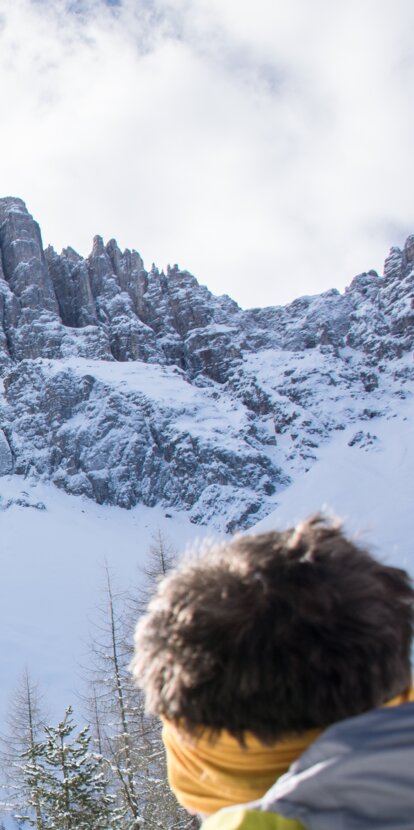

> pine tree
[17,707,114,830]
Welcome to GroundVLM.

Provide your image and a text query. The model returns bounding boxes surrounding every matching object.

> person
[130,515,414,829]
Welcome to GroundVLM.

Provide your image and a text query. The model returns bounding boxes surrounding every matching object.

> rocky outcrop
[0,198,58,314]
[0,429,12,475]
[2,359,284,531]
[45,246,98,328]
[0,196,413,529]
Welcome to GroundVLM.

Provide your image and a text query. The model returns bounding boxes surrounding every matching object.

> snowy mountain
[1,196,413,533]
[0,196,414,830]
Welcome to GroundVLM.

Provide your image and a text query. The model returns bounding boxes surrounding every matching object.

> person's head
[131,515,414,745]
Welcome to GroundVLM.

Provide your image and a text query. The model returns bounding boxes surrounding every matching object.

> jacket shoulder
[202,807,306,830]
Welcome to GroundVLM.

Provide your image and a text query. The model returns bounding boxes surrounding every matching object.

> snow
[253,392,414,575]
[41,356,250,448]
[43,356,217,407]
[0,476,219,729]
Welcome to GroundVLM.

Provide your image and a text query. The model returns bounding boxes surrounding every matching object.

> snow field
[0,478,217,726]
[254,393,414,575]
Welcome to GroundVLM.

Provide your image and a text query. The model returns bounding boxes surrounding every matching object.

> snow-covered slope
[253,387,414,575]
[2,356,281,531]
[0,476,218,727]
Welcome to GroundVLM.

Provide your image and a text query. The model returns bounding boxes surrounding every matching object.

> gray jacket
[260,702,414,829]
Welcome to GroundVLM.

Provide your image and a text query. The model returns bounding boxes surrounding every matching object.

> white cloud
[0,0,414,307]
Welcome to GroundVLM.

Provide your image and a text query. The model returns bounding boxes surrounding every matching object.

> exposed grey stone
[0,429,12,474]
[3,360,285,529]
[0,198,58,314]
[45,247,98,328]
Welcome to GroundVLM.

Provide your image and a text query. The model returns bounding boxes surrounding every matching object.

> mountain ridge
[0,197,413,530]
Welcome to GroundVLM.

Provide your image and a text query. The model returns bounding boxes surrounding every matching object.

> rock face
[0,197,413,530]
[0,429,12,475]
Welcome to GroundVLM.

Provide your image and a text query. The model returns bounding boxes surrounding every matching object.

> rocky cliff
[0,197,413,530]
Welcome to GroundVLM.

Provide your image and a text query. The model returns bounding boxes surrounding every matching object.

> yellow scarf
[162,721,320,816]
[162,688,414,816]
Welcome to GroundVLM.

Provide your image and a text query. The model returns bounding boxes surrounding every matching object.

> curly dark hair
[131,516,414,744]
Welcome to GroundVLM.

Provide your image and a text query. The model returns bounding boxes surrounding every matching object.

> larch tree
[0,670,47,830]
[129,529,176,619]
[126,530,200,830]
[84,567,143,829]
[84,539,199,829]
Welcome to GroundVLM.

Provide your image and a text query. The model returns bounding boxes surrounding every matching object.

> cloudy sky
[0,0,413,308]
